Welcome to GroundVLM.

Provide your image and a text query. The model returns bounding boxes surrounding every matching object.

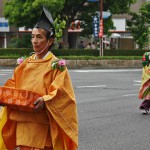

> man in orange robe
[0,7,78,150]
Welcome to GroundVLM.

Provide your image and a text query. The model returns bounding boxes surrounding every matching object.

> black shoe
[140,109,149,115]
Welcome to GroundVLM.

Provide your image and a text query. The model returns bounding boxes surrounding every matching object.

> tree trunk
[63,28,69,48]
[63,21,70,49]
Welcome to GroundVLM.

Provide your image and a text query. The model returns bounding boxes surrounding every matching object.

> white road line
[76,85,106,88]
[134,84,141,86]
[1,69,142,73]
[122,94,138,97]
[70,69,142,73]
[0,70,13,72]
[133,80,141,86]
[133,80,141,83]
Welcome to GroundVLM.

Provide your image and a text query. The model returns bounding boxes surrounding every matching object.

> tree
[8,35,32,48]
[127,2,150,49]
[60,0,137,46]
[4,0,66,46]
[4,0,65,29]
[4,0,137,48]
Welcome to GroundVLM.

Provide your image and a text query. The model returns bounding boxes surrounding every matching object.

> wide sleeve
[3,66,19,88]
[4,74,15,87]
[139,66,150,99]
[4,58,28,88]
[44,68,78,150]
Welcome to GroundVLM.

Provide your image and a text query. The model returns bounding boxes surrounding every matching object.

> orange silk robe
[1,53,78,150]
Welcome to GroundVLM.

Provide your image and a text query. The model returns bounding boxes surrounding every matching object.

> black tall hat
[34,7,55,37]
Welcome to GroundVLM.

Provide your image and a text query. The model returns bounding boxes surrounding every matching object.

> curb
[0,59,142,69]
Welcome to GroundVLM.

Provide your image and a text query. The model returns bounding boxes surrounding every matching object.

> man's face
[31,28,49,53]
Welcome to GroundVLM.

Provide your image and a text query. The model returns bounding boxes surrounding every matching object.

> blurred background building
[0,0,18,48]
[0,0,149,49]
[111,0,150,50]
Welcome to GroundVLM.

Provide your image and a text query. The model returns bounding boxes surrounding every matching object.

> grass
[58,56,142,60]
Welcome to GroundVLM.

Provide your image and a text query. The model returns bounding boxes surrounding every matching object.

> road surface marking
[0,69,13,72]
[70,69,142,73]
[133,80,141,86]
[76,85,106,88]
[133,80,141,83]
[0,69,13,76]
[122,94,138,97]
[134,84,141,86]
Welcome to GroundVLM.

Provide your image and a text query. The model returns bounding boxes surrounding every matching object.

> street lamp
[87,0,103,56]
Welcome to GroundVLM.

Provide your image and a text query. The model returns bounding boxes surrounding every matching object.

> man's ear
[48,38,54,46]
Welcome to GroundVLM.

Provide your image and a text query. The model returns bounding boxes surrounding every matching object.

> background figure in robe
[85,43,92,49]
[0,7,78,150]
[79,41,85,49]
[91,42,96,49]
[58,41,63,49]
[139,52,150,114]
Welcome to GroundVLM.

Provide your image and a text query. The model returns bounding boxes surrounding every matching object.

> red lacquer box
[0,86,41,111]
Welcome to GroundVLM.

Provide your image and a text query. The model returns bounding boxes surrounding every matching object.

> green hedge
[0,48,33,56]
[0,48,149,57]
[58,56,142,60]
[52,49,150,56]
[51,49,99,56]
[103,49,149,56]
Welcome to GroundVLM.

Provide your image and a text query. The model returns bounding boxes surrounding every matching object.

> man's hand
[34,97,45,112]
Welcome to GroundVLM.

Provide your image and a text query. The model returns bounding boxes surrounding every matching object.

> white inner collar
[35,51,50,59]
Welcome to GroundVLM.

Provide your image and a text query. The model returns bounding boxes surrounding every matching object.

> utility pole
[87,0,103,56]
[99,0,103,56]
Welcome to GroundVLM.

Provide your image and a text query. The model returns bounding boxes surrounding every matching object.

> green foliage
[103,17,114,36]
[0,55,142,60]
[104,0,137,14]
[8,35,32,48]
[64,49,146,57]
[62,55,141,60]
[0,48,32,57]
[127,2,150,49]
[4,0,137,37]
[51,59,66,71]
[54,15,67,42]
[51,49,99,56]
[4,0,65,28]
[76,0,136,37]
[0,48,149,58]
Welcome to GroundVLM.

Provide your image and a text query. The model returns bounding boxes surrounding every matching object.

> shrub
[8,35,32,48]
[0,48,149,58]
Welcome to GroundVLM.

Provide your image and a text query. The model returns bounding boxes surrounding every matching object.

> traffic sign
[103,11,111,18]
[96,11,111,19]
[92,16,99,38]
[0,18,9,32]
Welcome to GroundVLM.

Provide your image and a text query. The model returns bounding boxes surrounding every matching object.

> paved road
[70,69,144,150]
[1,68,149,150]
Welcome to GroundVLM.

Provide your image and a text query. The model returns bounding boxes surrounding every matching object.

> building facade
[0,0,18,48]
[111,0,150,49]
[0,0,149,49]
